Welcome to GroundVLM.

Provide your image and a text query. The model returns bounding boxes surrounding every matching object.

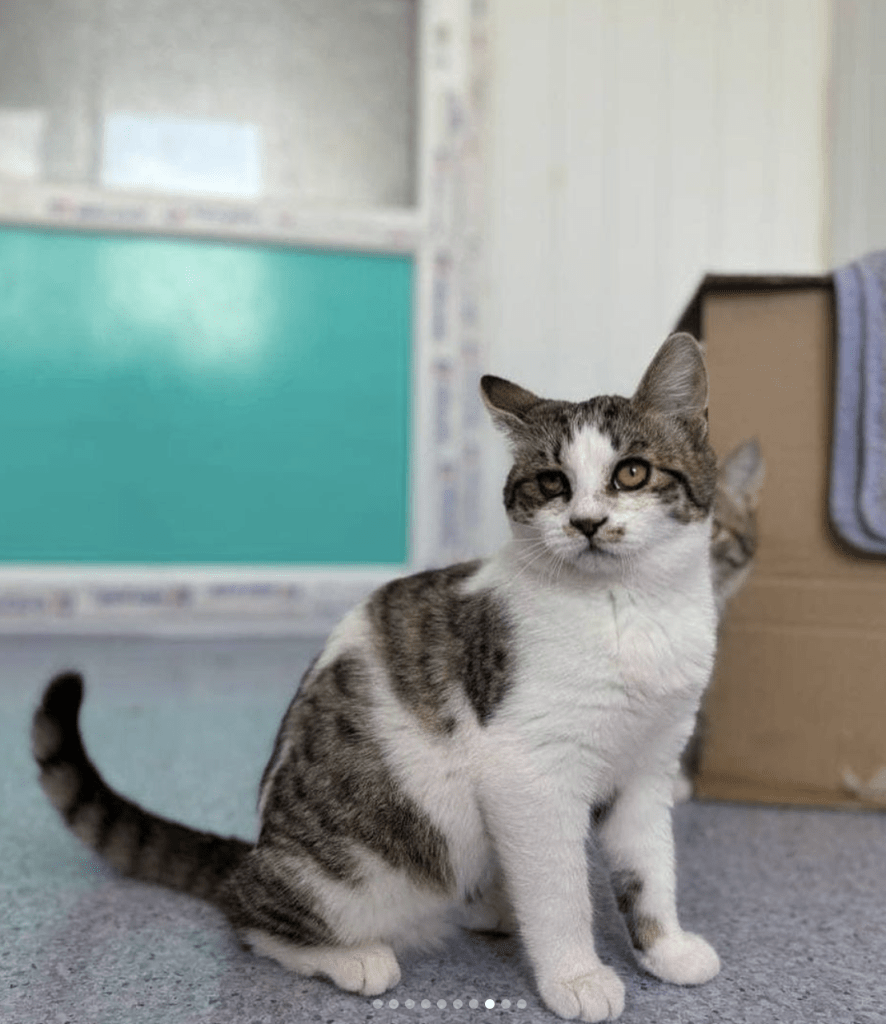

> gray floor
[3,634,884,1024]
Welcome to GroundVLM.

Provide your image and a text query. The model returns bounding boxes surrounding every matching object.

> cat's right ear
[480,375,542,434]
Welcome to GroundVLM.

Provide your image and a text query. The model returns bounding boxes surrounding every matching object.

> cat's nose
[570,516,608,541]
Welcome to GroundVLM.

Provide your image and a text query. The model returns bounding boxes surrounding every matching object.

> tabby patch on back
[33,333,723,1023]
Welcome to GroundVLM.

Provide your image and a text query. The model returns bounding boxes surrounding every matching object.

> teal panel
[0,226,412,564]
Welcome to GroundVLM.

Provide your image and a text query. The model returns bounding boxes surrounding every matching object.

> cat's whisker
[506,539,555,586]
[506,556,551,589]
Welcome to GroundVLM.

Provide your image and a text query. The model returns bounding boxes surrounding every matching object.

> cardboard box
[676,274,886,809]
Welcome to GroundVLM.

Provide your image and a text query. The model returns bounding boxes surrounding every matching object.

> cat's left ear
[633,332,709,429]
[480,375,542,434]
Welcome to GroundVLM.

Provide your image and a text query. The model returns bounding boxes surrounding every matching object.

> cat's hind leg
[219,847,403,996]
[241,931,400,996]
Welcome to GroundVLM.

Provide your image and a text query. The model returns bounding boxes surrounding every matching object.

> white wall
[479,0,832,551]
[829,0,886,265]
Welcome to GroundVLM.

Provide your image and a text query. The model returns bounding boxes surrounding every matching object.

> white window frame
[0,0,489,636]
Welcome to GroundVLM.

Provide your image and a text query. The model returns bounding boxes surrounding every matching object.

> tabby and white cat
[33,333,722,1023]
[710,438,764,617]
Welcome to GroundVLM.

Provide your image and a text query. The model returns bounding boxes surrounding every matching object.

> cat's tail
[32,672,251,904]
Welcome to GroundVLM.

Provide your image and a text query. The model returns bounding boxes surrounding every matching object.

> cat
[32,332,722,1023]
[710,438,765,618]
[675,437,765,799]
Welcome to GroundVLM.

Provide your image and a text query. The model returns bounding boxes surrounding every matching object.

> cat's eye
[612,458,650,491]
[537,470,570,500]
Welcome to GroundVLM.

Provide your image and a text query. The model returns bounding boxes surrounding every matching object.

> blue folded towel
[830,252,886,554]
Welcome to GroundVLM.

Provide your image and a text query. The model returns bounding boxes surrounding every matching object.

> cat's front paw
[538,964,625,1021]
[637,932,720,986]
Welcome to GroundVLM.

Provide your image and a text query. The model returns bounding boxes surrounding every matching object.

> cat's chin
[551,543,625,577]
[573,547,622,573]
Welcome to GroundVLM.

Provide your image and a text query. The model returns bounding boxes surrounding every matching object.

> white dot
[389,998,399,1008]
[437,999,447,1009]
[372,999,384,1008]
[421,999,431,1009]
[485,999,495,1009]
[453,999,463,1008]
[469,998,479,1009]
[404,999,414,1008]
[501,999,511,1009]
[516,999,527,1009]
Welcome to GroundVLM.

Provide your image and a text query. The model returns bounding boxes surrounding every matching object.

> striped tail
[32,672,251,904]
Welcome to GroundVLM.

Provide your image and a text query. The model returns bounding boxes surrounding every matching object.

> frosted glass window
[0,0,418,207]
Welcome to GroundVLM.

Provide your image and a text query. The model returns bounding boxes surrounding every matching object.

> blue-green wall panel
[0,226,412,564]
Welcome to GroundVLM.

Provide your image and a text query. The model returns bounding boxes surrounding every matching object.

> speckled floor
[3,635,884,1024]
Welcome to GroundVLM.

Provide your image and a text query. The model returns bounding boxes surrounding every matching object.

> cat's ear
[480,375,542,433]
[633,333,709,426]
[719,438,765,507]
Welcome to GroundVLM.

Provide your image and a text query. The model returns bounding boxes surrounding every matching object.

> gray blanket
[830,251,886,553]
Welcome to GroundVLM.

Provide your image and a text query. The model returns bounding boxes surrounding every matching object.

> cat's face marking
[538,424,619,559]
[505,416,710,571]
[526,422,669,566]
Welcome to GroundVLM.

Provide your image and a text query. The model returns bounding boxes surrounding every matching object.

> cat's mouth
[569,537,617,563]
[581,541,614,557]
[538,525,620,566]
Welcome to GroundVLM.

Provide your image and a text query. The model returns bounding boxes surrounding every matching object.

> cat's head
[711,438,765,613]
[481,333,718,575]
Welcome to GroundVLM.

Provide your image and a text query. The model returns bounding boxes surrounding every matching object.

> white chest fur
[470,532,717,789]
